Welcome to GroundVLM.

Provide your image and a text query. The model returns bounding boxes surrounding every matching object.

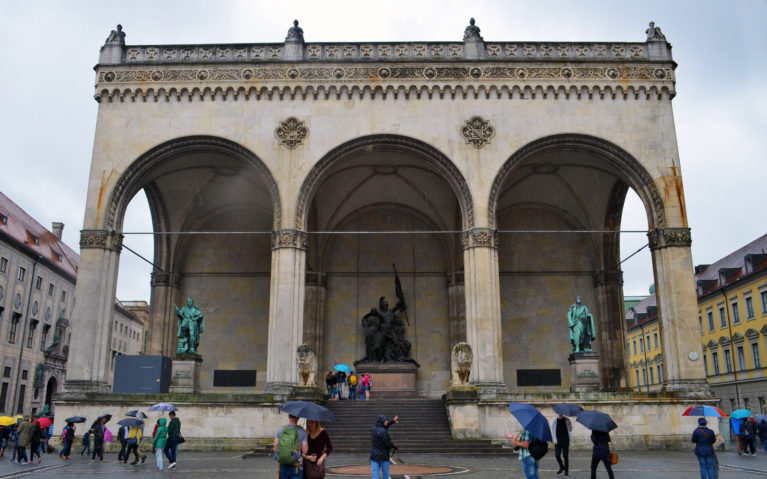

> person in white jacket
[551,414,572,476]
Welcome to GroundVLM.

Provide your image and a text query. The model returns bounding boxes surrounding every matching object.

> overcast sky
[1,0,765,302]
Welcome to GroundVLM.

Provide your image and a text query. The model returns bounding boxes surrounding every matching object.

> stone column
[447,271,466,347]
[148,271,181,356]
[649,228,708,394]
[265,229,307,394]
[593,269,629,391]
[63,230,123,393]
[462,228,505,394]
[303,272,326,372]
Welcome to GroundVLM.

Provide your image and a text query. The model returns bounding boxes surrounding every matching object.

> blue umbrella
[148,403,178,413]
[125,410,148,419]
[731,409,751,420]
[553,403,583,417]
[333,364,351,373]
[508,403,552,442]
[117,418,144,428]
[576,410,618,432]
[279,401,335,422]
[682,406,726,417]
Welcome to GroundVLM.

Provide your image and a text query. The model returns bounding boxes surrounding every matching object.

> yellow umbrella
[0,416,17,426]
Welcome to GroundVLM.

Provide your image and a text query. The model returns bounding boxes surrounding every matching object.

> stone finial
[645,21,666,41]
[285,19,304,42]
[463,17,482,41]
[105,24,126,44]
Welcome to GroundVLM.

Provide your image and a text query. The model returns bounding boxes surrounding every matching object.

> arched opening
[44,376,57,411]
[300,135,473,397]
[490,134,665,392]
[109,136,281,392]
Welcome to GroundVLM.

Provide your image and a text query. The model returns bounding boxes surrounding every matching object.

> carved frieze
[460,116,495,148]
[647,227,692,250]
[461,228,499,250]
[271,229,308,250]
[79,230,123,253]
[275,117,308,149]
[150,271,181,288]
[593,270,623,287]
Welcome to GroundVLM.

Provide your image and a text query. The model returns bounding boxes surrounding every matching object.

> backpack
[528,437,549,460]
[349,375,357,386]
[276,426,299,465]
[742,422,754,439]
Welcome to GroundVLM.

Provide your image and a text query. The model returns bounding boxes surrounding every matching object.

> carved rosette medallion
[275,117,308,149]
[271,229,308,250]
[461,228,499,250]
[647,227,692,250]
[80,230,123,253]
[460,116,495,149]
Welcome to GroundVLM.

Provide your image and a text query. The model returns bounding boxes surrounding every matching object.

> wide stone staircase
[322,398,512,454]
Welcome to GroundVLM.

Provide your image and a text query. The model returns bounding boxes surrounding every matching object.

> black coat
[370,417,397,461]
[590,430,611,461]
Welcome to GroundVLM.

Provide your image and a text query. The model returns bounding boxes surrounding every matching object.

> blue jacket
[370,416,396,462]
[691,426,715,457]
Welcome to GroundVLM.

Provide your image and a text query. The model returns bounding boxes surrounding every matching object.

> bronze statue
[568,296,596,353]
[175,297,204,355]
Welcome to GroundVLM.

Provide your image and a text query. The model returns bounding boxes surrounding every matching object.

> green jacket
[152,418,168,449]
[167,417,181,438]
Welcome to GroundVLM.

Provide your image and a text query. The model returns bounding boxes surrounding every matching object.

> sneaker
[38,458,42,463]
[27,461,33,464]
[100,460,107,463]
[141,455,147,464]
[557,468,564,475]
[156,468,163,472]
[90,460,95,464]
[169,462,176,469]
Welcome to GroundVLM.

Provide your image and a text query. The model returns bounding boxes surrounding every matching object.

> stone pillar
[265,229,307,393]
[447,272,466,347]
[462,228,505,394]
[593,269,629,391]
[148,271,181,356]
[303,272,326,372]
[649,228,708,394]
[63,230,123,393]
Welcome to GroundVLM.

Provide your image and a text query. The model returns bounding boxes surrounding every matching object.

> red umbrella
[34,417,52,429]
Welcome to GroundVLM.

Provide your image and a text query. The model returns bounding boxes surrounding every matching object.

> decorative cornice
[271,229,308,250]
[79,230,123,253]
[275,117,308,149]
[150,271,181,288]
[647,227,691,250]
[461,116,495,148]
[461,228,498,250]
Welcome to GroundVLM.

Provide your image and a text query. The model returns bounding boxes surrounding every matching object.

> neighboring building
[624,295,648,314]
[0,192,145,414]
[109,301,145,382]
[626,293,664,391]
[120,300,150,355]
[696,233,767,415]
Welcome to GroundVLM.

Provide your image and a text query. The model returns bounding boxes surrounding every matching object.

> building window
[21,370,27,380]
[639,337,644,353]
[34,276,42,290]
[731,301,740,324]
[744,397,750,411]
[635,369,640,388]
[698,316,703,334]
[657,365,663,383]
[737,346,746,370]
[8,313,20,343]
[704,354,709,375]
[26,323,35,348]
[745,296,754,319]
[17,267,25,282]
[16,385,25,414]
[724,349,733,373]
[759,397,766,414]
[718,306,726,328]
[649,367,655,384]
[761,291,767,315]
[752,343,762,369]
[707,311,715,331]
[47,283,54,296]
[0,383,7,413]
[633,340,637,355]
[712,351,720,374]
[60,290,66,302]
[0,257,7,274]
[642,368,647,386]
[653,331,659,349]
[0,214,6,224]
[646,334,651,351]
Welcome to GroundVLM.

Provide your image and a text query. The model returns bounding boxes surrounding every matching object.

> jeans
[590,455,614,479]
[16,446,28,463]
[744,438,756,454]
[92,438,104,461]
[278,463,302,479]
[761,437,767,452]
[348,385,357,400]
[164,436,179,463]
[337,382,345,398]
[697,454,715,479]
[80,444,91,456]
[155,449,164,470]
[521,455,539,479]
[555,442,569,473]
[371,459,390,479]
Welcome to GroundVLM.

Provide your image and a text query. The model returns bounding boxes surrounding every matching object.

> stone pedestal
[569,353,600,392]
[355,363,418,397]
[289,386,326,402]
[445,386,480,439]
[170,355,202,393]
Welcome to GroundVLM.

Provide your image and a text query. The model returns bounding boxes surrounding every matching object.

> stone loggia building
[58,20,711,447]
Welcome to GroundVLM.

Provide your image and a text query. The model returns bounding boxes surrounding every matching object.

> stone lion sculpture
[450,342,473,386]
[296,343,317,387]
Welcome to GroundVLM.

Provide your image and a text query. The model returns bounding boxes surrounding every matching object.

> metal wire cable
[118,229,649,235]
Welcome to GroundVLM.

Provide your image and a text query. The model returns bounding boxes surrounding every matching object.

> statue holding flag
[354,265,419,366]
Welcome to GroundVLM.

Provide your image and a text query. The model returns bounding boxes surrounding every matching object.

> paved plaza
[0,449,764,478]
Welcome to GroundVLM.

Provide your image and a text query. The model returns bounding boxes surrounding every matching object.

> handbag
[176,435,186,444]
[609,442,619,465]
[304,459,326,479]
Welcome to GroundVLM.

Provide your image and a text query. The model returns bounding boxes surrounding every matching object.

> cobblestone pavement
[0,450,764,478]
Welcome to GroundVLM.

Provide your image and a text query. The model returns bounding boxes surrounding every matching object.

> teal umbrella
[731,409,751,419]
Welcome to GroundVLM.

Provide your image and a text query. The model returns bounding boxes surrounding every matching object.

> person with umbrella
[90,414,110,464]
[508,403,551,479]
[691,417,716,479]
[164,410,181,469]
[60,421,75,460]
[303,419,333,479]
[551,404,579,476]
[30,420,43,463]
[577,410,617,479]
[273,413,309,479]
[757,414,767,453]
[16,416,32,464]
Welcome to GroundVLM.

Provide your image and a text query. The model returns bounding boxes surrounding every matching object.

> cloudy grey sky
[1,0,765,301]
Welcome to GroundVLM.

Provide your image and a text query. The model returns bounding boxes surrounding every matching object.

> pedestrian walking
[30,422,42,463]
[361,373,371,400]
[335,370,346,400]
[10,427,19,463]
[325,371,337,400]
[90,416,107,463]
[551,413,572,476]
[151,418,168,472]
[692,417,716,479]
[117,424,129,463]
[0,425,9,457]
[303,419,333,479]
[80,429,92,456]
[511,428,540,479]
[731,417,743,455]
[60,422,75,460]
[125,424,143,465]
[758,417,767,453]
[370,415,398,479]
[589,430,615,479]
[45,424,53,453]
[274,414,308,479]
[742,416,757,456]
[16,417,33,464]
[164,410,181,469]
[348,371,358,401]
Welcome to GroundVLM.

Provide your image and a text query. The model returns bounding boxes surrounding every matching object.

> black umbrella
[65,416,87,424]
[125,410,148,419]
[553,403,584,417]
[279,401,335,422]
[576,410,618,432]
[117,418,144,428]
